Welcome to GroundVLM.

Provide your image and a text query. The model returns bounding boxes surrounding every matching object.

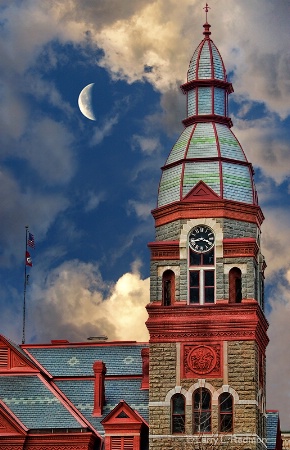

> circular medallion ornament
[189,225,215,253]
[187,345,217,375]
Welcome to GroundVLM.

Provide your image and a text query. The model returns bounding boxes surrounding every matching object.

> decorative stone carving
[183,343,221,378]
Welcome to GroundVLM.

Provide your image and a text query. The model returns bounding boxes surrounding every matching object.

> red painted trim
[22,341,148,348]
[183,180,220,201]
[50,380,101,438]
[195,39,204,81]
[146,303,269,351]
[180,124,197,200]
[208,40,214,80]
[152,199,264,227]
[161,155,252,172]
[36,373,89,427]
[148,241,179,260]
[182,114,233,127]
[181,78,233,94]
[0,336,39,373]
[223,238,259,258]
[93,361,106,416]
[0,399,28,433]
[213,122,223,198]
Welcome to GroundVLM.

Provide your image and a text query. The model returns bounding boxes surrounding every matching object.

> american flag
[28,232,35,248]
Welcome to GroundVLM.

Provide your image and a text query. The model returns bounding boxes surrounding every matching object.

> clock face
[189,225,215,253]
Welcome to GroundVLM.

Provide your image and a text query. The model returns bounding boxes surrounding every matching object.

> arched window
[229,267,242,303]
[162,270,175,306]
[193,388,211,433]
[219,393,233,432]
[171,394,185,434]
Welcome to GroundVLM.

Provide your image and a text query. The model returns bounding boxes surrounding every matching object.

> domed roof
[157,22,258,209]
[188,23,227,82]
[158,122,255,208]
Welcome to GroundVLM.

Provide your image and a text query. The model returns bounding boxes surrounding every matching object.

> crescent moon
[78,83,96,121]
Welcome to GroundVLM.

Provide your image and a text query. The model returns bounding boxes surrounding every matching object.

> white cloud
[84,190,106,212]
[132,135,160,155]
[28,260,150,342]
[234,116,290,185]
[91,114,119,145]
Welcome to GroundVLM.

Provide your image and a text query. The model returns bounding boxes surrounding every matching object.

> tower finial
[203,3,211,39]
[203,3,210,23]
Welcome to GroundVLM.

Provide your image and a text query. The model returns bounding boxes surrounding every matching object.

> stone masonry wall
[149,340,265,450]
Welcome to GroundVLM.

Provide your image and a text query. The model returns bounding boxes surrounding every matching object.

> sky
[0,0,290,429]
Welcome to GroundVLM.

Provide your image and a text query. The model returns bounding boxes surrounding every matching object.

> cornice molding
[152,199,264,228]
[146,302,269,351]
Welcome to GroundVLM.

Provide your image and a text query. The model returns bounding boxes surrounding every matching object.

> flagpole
[22,226,29,344]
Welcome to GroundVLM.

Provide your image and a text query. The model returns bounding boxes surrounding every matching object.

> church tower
[146,11,268,450]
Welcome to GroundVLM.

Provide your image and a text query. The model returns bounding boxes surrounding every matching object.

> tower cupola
[157,22,259,211]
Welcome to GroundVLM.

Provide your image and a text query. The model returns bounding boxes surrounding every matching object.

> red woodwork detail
[146,302,269,352]
[183,180,220,202]
[102,400,147,450]
[182,114,233,128]
[22,432,96,450]
[93,361,106,416]
[223,238,259,258]
[181,78,233,94]
[0,406,26,435]
[0,338,37,373]
[183,343,222,378]
[148,241,179,260]
[141,348,149,389]
[152,199,264,228]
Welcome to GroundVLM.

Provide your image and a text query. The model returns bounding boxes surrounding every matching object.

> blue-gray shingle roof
[267,411,279,450]
[55,378,149,435]
[25,343,148,377]
[0,375,84,430]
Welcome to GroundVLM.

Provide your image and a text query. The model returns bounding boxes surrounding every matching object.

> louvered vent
[111,436,134,450]
[0,347,8,367]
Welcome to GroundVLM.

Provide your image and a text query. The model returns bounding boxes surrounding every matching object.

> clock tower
[146,14,268,450]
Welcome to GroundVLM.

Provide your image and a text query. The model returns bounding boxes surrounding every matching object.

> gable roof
[23,342,148,377]
[54,377,148,436]
[0,336,149,441]
[0,374,87,430]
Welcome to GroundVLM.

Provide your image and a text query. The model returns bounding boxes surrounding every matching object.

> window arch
[229,267,242,303]
[162,270,175,306]
[219,392,233,432]
[171,394,185,434]
[193,388,211,433]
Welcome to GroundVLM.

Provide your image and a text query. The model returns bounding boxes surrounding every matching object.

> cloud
[91,114,119,145]
[84,190,106,212]
[0,169,69,267]
[127,200,153,220]
[131,135,160,155]
[18,118,76,185]
[261,207,290,278]
[267,277,290,429]
[27,259,149,343]
[234,116,290,186]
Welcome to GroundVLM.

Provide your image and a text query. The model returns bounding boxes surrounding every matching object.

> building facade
[146,18,268,450]
[0,14,280,450]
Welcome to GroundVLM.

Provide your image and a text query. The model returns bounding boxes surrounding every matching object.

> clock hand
[202,238,213,245]
[190,237,203,242]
